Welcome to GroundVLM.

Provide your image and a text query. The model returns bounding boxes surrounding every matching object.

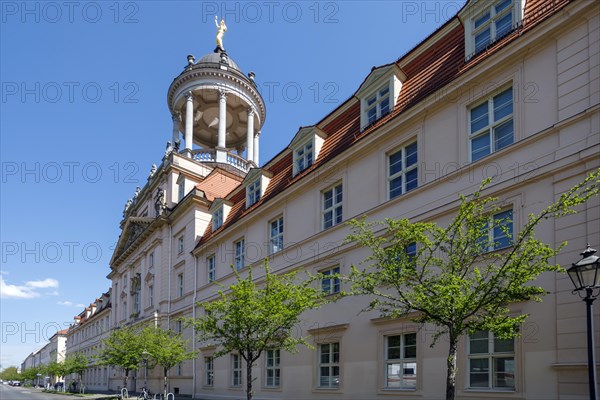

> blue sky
[0,1,461,369]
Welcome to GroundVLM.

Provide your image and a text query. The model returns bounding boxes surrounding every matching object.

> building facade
[104,0,599,399]
[64,289,112,391]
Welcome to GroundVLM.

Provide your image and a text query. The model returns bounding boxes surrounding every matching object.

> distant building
[64,289,112,391]
[69,0,600,398]
[20,329,67,386]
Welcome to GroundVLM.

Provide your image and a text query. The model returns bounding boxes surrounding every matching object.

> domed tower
[167,38,266,172]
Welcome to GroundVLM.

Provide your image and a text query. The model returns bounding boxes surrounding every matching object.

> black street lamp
[567,244,600,400]
[142,350,149,391]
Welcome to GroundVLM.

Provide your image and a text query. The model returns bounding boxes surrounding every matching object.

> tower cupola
[167,19,265,172]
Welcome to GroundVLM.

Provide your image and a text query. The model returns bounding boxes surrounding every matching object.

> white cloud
[25,278,59,289]
[58,301,86,308]
[0,276,60,299]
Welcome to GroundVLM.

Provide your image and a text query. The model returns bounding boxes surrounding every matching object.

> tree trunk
[446,335,458,400]
[163,367,168,400]
[124,370,129,392]
[246,357,253,400]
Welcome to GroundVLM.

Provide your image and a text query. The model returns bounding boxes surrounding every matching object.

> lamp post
[142,350,149,391]
[567,244,600,400]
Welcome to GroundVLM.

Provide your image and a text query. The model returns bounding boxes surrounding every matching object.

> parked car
[9,380,21,386]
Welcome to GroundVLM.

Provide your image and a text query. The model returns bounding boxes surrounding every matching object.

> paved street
[0,385,116,400]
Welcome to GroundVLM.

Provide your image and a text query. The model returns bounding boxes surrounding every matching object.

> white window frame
[231,354,242,387]
[148,251,154,268]
[387,141,418,200]
[293,139,314,176]
[269,216,284,255]
[212,207,224,232]
[264,349,281,388]
[321,266,340,295]
[363,84,391,127]
[384,333,417,390]
[246,178,261,208]
[177,273,184,297]
[479,209,513,252]
[469,86,514,162]
[177,236,184,254]
[463,0,524,59]
[133,283,141,314]
[468,330,515,390]
[234,238,245,270]
[322,183,343,230]
[318,342,340,388]
[204,356,214,386]
[207,254,216,283]
[177,174,186,202]
[148,285,154,307]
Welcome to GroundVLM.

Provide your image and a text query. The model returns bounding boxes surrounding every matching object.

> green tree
[143,327,197,399]
[346,170,600,400]
[45,361,68,388]
[96,325,145,390]
[19,365,41,385]
[64,353,89,393]
[188,261,330,400]
[0,366,20,382]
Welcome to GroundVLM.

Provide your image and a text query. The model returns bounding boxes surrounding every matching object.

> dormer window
[294,140,313,174]
[246,179,261,207]
[356,64,405,131]
[290,126,327,177]
[462,0,524,59]
[212,207,223,231]
[210,199,232,232]
[243,169,272,209]
[365,85,390,126]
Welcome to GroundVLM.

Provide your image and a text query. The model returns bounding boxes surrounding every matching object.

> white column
[246,108,254,162]
[185,92,194,155]
[253,131,260,166]
[171,111,180,145]
[218,89,227,149]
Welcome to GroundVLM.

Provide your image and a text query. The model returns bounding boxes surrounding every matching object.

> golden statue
[215,16,227,51]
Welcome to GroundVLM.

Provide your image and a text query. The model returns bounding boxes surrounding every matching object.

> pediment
[355,64,406,98]
[289,125,328,149]
[241,168,273,187]
[110,217,154,266]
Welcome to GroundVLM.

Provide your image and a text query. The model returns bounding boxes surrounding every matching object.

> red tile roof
[195,0,575,249]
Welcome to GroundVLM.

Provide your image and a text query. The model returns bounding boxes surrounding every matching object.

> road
[0,385,116,399]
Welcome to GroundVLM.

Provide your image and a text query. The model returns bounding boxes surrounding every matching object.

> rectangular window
[385,333,417,389]
[365,85,391,126]
[234,239,245,270]
[178,181,185,202]
[177,273,184,297]
[294,140,314,175]
[269,217,284,255]
[473,0,515,54]
[388,142,418,199]
[478,210,513,252]
[468,331,515,389]
[322,183,343,229]
[212,208,223,232]
[470,87,513,161]
[318,342,340,388]
[204,357,214,386]
[177,236,184,254]
[176,320,183,334]
[265,349,281,388]
[148,285,154,307]
[207,255,216,283]
[247,179,261,208]
[149,251,154,268]
[176,362,182,376]
[231,354,242,387]
[321,267,340,295]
